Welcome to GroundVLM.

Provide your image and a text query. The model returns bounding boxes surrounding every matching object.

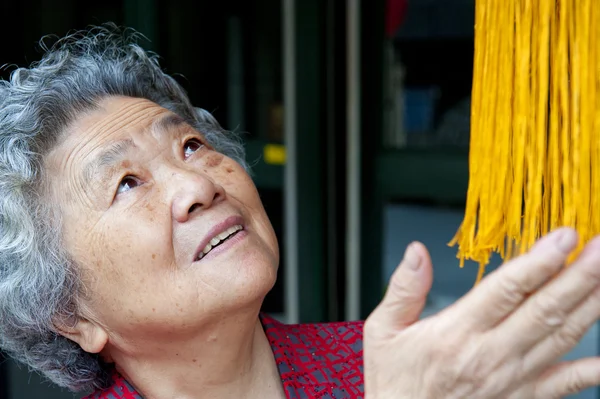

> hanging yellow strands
[449,0,600,283]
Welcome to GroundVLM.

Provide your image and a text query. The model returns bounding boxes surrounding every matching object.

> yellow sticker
[263,144,286,165]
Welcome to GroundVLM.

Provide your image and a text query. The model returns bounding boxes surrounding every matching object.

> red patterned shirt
[84,314,365,399]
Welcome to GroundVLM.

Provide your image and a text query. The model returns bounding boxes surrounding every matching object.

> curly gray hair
[0,24,247,392]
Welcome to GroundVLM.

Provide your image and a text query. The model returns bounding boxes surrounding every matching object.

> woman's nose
[169,169,225,223]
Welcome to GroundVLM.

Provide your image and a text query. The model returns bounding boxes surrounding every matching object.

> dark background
[0,1,509,398]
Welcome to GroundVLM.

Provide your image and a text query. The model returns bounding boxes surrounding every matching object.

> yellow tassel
[450,0,600,282]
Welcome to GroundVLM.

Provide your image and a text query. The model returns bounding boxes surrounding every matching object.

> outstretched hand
[364,228,600,399]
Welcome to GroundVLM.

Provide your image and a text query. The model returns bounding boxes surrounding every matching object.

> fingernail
[403,243,421,271]
[556,228,578,253]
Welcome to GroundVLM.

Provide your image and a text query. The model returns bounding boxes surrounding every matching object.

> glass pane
[383,0,475,150]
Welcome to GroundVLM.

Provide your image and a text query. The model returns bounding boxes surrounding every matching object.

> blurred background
[0,0,596,398]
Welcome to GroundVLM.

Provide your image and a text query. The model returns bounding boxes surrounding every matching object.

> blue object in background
[403,88,439,134]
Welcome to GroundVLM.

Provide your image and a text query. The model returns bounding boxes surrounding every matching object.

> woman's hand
[364,228,600,399]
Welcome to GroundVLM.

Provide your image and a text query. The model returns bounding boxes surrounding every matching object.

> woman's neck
[110,314,285,399]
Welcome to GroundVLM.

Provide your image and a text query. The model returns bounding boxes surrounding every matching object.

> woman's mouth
[195,224,243,261]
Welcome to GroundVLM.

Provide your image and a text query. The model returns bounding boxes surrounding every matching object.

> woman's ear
[56,318,109,354]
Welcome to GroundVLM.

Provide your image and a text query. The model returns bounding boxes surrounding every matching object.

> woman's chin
[193,245,277,298]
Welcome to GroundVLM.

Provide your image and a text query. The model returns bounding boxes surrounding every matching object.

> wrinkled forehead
[45,97,174,167]
[67,97,169,146]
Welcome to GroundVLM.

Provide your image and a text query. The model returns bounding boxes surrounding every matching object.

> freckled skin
[44,96,279,358]
[147,205,155,212]
[203,153,224,168]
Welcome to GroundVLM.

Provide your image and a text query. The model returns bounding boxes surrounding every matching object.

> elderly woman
[2,25,600,399]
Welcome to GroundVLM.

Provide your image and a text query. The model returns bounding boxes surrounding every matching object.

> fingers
[531,358,600,399]
[366,242,433,334]
[520,285,600,376]
[450,228,578,330]
[496,235,600,355]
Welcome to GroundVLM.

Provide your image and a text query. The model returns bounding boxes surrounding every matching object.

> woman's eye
[116,176,140,195]
[184,138,204,158]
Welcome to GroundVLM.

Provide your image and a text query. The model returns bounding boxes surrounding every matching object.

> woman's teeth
[196,224,243,261]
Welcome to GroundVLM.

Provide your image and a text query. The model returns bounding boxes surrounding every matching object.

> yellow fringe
[450,0,600,282]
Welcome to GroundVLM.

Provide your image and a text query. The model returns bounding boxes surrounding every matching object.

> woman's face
[45,96,279,349]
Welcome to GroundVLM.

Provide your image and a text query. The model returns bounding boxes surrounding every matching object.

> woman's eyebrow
[82,138,138,187]
[150,113,188,137]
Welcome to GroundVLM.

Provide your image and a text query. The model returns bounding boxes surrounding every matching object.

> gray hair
[0,24,247,392]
